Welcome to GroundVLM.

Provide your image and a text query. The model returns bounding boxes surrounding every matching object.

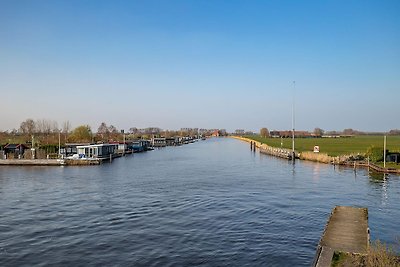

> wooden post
[110,153,112,163]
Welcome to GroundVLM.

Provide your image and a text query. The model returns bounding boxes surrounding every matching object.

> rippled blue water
[1,138,399,266]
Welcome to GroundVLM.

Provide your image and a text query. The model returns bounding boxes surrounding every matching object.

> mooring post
[250,142,253,150]
[110,154,112,163]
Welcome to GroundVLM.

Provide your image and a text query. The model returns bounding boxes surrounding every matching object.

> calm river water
[1,138,399,266]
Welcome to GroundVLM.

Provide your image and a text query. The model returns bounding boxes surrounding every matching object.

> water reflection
[1,138,400,267]
[291,160,296,178]
[368,171,389,206]
[369,171,388,183]
[312,163,320,182]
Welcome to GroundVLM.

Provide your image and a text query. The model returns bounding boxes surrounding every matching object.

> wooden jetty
[0,159,66,166]
[312,206,369,267]
[346,161,400,174]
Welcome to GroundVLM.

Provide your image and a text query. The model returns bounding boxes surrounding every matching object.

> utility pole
[31,135,35,160]
[58,130,61,158]
[121,129,125,156]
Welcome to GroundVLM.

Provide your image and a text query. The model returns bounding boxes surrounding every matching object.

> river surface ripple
[0,138,399,266]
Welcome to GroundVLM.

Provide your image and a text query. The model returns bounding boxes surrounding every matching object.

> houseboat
[152,137,166,147]
[129,140,151,152]
[75,143,118,159]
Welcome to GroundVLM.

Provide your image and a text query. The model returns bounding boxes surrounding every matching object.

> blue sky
[1,0,399,132]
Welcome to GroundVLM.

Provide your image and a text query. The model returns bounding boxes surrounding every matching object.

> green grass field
[244,135,400,157]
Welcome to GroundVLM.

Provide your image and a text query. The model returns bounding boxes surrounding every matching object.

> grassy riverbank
[243,135,400,157]
[332,240,400,267]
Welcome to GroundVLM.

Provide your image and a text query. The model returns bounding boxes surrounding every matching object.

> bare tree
[19,118,36,134]
[35,119,44,133]
[108,125,118,134]
[62,120,71,142]
[145,127,161,134]
[343,128,355,135]
[129,127,138,134]
[43,120,52,135]
[34,119,53,134]
[62,121,71,134]
[97,122,109,135]
[313,128,325,137]
[260,128,269,138]
[51,121,59,133]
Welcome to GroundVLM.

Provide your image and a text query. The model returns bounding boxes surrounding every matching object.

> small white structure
[313,146,320,153]
[76,144,118,158]
[117,143,127,154]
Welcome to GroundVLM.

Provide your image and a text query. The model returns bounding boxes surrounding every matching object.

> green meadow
[245,135,400,157]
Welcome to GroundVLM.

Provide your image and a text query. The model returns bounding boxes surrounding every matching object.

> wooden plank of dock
[313,206,369,267]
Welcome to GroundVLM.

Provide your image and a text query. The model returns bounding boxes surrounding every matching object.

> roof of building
[3,143,29,149]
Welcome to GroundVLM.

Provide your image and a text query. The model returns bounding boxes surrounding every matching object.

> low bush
[366,146,384,162]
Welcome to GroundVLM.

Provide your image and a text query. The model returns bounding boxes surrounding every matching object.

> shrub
[332,240,400,267]
[366,146,384,162]
[365,240,399,267]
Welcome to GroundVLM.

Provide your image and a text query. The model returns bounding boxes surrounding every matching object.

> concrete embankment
[0,159,65,166]
[230,136,400,174]
[230,136,296,159]
[0,159,101,166]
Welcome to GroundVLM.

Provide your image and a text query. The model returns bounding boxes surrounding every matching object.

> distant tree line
[2,118,399,146]
[251,127,400,138]
[0,118,225,145]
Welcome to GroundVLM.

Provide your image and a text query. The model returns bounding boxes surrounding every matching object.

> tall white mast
[384,135,386,168]
[292,81,295,161]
